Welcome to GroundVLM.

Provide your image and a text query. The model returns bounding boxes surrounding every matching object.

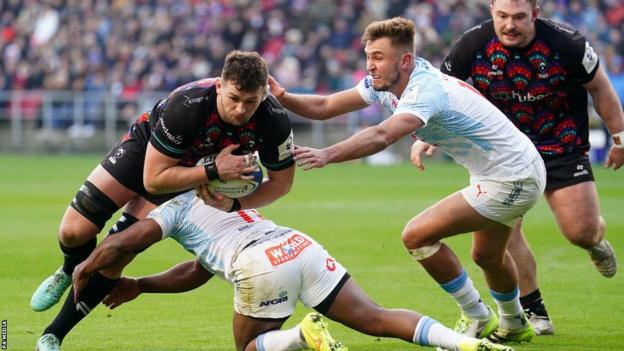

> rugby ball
[197,153,264,198]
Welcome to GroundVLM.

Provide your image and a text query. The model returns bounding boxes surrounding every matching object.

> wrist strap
[613,131,624,149]
[204,163,220,181]
[228,198,241,212]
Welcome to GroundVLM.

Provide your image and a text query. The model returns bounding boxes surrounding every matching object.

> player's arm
[238,164,295,209]
[103,260,214,309]
[583,66,624,169]
[144,143,255,194]
[269,76,368,120]
[295,113,424,169]
[72,219,164,298]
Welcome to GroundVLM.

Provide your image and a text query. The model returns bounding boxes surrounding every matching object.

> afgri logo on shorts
[264,234,311,266]
[259,289,288,307]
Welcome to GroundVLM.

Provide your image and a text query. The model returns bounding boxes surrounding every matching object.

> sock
[413,316,468,351]
[107,212,139,235]
[490,288,524,330]
[440,270,489,320]
[520,289,549,318]
[255,325,306,351]
[43,272,119,343]
[60,238,97,276]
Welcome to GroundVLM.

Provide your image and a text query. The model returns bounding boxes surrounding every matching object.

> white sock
[490,288,525,330]
[255,325,307,351]
[413,316,471,351]
[440,270,489,319]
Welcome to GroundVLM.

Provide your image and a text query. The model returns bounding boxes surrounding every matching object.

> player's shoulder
[257,95,290,120]
[454,19,494,48]
[535,18,586,49]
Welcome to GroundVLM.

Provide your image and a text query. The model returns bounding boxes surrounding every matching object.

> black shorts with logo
[543,152,595,191]
[100,123,183,206]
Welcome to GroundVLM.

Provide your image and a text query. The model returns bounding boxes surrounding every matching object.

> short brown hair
[361,17,415,54]
[221,51,268,92]
[491,0,538,7]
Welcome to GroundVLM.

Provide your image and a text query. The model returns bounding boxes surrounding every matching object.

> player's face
[216,79,265,126]
[490,0,539,48]
[364,38,402,92]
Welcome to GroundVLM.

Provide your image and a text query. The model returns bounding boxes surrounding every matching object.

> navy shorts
[543,152,594,191]
[100,134,183,206]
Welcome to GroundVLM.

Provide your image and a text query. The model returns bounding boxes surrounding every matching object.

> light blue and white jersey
[148,191,280,281]
[356,57,538,178]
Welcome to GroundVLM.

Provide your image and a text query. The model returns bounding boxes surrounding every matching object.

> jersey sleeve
[257,96,295,171]
[355,76,380,105]
[440,31,475,80]
[149,90,205,158]
[565,32,599,84]
[147,191,194,239]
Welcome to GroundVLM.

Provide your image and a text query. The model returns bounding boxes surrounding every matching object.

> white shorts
[461,156,546,228]
[230,230,347,319]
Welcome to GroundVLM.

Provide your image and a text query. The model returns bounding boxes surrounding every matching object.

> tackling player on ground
[68,190,513,351]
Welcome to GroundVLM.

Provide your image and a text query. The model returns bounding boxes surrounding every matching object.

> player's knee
[562,218,602,249]
[70,180,119,230]
[401,225,433,250]
[58,221,96,247]
[471,249,503,269]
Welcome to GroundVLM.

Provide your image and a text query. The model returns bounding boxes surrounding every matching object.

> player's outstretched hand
[410,140,436,171]
[103,277,140,309]
[72,262,89,302]
[605,146,624,170]
[293,146,329,170]
[215,144,257,180]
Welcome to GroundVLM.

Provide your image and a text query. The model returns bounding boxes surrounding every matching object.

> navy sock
[44,272,119,343]
[60,238,97,276]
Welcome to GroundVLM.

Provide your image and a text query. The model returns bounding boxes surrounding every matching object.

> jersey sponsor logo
[160,121,183,145]
[108,147,126,164]
[277,131,294,161]
[264,234,311,266]
[491,90,552,102]
[183,95,204,107]
[582,42,598,74]
[488,65,503,77]
[259,289,289,307]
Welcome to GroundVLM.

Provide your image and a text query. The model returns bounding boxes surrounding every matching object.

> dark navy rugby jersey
[441,19,599,157]
[139,78,294,171]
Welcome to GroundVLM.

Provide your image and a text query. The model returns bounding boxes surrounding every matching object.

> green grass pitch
[1,154,622,350]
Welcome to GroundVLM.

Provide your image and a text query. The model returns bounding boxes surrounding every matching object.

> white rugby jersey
[148,191,284,280]
[356,57,538,178]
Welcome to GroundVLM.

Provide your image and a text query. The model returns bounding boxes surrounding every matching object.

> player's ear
[262,84,269,101]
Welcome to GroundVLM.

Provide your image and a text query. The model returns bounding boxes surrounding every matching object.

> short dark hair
[361,17,415,54]
[491,0,538,7]
[221,51,268,92]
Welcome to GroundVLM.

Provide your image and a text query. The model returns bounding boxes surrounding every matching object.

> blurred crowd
[1,0,624,102]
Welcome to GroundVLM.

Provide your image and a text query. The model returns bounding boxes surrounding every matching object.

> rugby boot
[300,312,348,351]
[458,338,514,351]
[588,239,617,278]
[31,267,71,311]
[526,311,554,336]
[35,334,61,351]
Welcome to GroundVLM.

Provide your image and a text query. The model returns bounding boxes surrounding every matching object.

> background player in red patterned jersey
[439,0,624,335]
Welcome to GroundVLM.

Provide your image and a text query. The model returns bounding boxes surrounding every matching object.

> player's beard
[372,64,401,92]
